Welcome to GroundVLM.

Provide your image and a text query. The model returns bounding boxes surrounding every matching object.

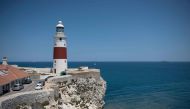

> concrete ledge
[67,68,100,80]
[47,75,73,83]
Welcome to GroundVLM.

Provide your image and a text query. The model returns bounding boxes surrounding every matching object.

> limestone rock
[46,72,106,109]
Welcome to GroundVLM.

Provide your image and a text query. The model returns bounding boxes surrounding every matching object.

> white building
[0,57,29,95]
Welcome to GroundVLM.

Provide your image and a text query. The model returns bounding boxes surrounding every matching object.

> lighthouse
[53,21,68,75]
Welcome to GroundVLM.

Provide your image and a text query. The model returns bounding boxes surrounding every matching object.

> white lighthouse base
[53,59,67,76]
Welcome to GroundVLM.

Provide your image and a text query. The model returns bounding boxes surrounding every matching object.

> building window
[59,38,62,41]
[56,27,64,32]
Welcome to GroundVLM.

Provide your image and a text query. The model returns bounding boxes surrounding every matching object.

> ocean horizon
[8,62,190,109]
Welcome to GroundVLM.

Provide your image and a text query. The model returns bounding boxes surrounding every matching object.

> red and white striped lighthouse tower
[53,21,67,75]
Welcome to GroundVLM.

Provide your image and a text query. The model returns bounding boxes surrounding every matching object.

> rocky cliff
[45,69,106,109]
[0,69,106,109]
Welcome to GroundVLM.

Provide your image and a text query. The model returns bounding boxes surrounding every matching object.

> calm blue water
[9,62,190,109]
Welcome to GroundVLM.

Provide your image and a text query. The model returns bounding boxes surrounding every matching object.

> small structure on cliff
[1,57,8,66]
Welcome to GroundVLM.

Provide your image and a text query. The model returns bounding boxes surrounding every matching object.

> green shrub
[60,71,66,76]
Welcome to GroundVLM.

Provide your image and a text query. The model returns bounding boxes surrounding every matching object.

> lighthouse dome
[56,21,64,27]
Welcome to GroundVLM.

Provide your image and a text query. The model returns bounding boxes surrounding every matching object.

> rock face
[45,72,106,109]
[0,70,106,109]
[0,90,56,109]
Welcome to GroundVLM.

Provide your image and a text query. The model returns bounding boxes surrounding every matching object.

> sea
[9,62,190,109]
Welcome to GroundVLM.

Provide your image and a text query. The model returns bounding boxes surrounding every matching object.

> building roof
[0,65,7,70]
[56,21,64,27]
[0,65,29,86]
[0,76,10,86]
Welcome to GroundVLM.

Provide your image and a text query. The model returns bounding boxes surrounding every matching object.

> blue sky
[0,0,190,62]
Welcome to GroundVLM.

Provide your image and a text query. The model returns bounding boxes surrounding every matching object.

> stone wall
[0,89,56,109]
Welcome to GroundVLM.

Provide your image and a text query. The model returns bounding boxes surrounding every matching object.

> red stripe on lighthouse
[53,47,67,59]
